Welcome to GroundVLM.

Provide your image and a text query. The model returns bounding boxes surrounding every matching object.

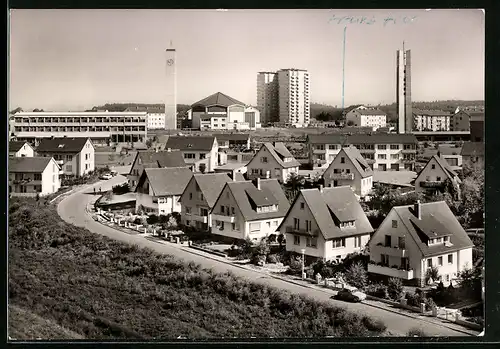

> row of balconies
[15,120,146,125]
[419,180,445,188]
[368,263,414,280]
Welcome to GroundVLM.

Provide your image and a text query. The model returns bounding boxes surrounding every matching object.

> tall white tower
[165,46,177,130]
[277,69,310,126]
[257,72,279,125]
[396,43,412,134]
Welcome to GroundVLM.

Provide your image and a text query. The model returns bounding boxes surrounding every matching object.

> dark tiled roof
[9,141,30,152]
[393,201,474,257]
[137,167,193,196]
[191,92,245,108]
[432,155,459,179]
[341,146,373,178]
[135,150,186,169]
[437,145,462,156]
[461,142,484,157]
[307,134,349,145]
[213,133,250,142]
[413,109,452,116]
[9,157,53,173]
[165,136,216,151]
[218,179,290,221]
[294,187,373,240]
[192,173,233,208]
[245,186,279,207]
[355,109,387,116]
[346,133,418,145]
[36,137,90,153]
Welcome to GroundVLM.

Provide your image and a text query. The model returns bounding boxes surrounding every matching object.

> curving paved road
[57,172,475,337]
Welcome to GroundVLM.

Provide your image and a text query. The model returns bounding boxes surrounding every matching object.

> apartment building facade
[308,133,418,171]
[412,109,452,132]
[257,72,279,125]
[124,106,166,129]
[12,111,148,145]
[277,69,310,126]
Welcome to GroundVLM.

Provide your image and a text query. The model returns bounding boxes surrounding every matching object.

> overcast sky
[9,9,484,111]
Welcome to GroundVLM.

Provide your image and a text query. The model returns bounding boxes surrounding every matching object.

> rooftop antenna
[342,26,347,119]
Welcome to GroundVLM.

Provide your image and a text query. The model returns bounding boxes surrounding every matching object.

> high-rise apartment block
[257,72,279,125]
[396,47,412,134]
[257,69,310,127]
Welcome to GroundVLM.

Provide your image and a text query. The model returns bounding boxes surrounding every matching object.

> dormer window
[340,220,355,229]
[256,204,278,213]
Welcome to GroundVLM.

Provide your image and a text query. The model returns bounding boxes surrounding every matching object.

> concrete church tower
[165,44,177,130]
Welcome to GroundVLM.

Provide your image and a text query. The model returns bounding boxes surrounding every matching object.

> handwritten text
[328,14,417,26]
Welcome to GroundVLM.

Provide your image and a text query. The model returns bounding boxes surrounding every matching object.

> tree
[277,233,285,247]
[283,173,306,203]
[198,163,206,174]
[10,107,23,114]
[387,277,404,300]
[425,266,440,284]
[146,139,153,149]
[344,261,368,289]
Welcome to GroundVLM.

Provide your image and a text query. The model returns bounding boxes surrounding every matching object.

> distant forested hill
[310,100,484,122]
[87,103,192,113]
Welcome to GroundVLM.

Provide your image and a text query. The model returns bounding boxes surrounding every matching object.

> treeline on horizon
[311,100,484,122]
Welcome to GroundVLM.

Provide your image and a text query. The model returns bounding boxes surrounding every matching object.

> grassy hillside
[9,304,85,340]
[8,199,387,339]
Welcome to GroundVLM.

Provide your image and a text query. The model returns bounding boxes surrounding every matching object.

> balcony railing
[191,214,209,224]
[419,180,444,188]
[402,158,415,163]
[371,244,407,258]
[212,213,235,223]
[330,173,354,180]
[285,226,319,236]
[368,263,414,280]
[358,148,376,153]
[402,148,416,153]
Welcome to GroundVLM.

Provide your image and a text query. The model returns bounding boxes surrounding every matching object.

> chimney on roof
[319,184,324,193]
[266,170,270,179]
[167,148,171,152]
[257,177,261,190]
[414,200,421,220]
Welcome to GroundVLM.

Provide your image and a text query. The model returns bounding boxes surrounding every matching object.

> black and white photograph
[8,8,485,340]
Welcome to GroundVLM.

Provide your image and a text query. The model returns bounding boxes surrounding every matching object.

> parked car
[332,288,367,303]
[99,173,113,180]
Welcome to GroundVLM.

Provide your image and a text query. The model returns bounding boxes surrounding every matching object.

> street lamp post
[301,249,306,280]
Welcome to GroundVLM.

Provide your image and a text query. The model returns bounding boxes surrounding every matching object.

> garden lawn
[8,200,387,340]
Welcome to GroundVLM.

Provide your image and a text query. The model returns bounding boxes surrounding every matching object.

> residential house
[9,141,35,157]
[135,167,193,215]
[246,142,300,183]
[165,136,218,173]
[461,142,484,167]
[127,149,187,189]
[307,133,418,171]
[345,107,387,130]
[210,178,290,242]
[451,110,470,132]
[368,200,474,286]
[322,146,374,197]
[279,186,374,261]
[213,133,251,149]
[36,137,95,177]
[437,145,462,172]
[179,173,233,231]
[9,157,61,197]
[414,155,461,194]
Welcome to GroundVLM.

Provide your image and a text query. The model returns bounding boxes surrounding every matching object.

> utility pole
[342,26,347,122]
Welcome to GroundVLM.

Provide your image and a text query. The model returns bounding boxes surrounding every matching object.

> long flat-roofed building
[12,111,148,145]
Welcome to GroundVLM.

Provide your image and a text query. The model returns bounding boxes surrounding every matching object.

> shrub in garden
[146,214,159,225]
[387,277,404,300]
[288,256,303,275]
[365,283,388,299]
[361,316,387,333]
[344,262,368,290]
[407,328,427,337]
[266,254,279,264]
[425,266,440,284]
